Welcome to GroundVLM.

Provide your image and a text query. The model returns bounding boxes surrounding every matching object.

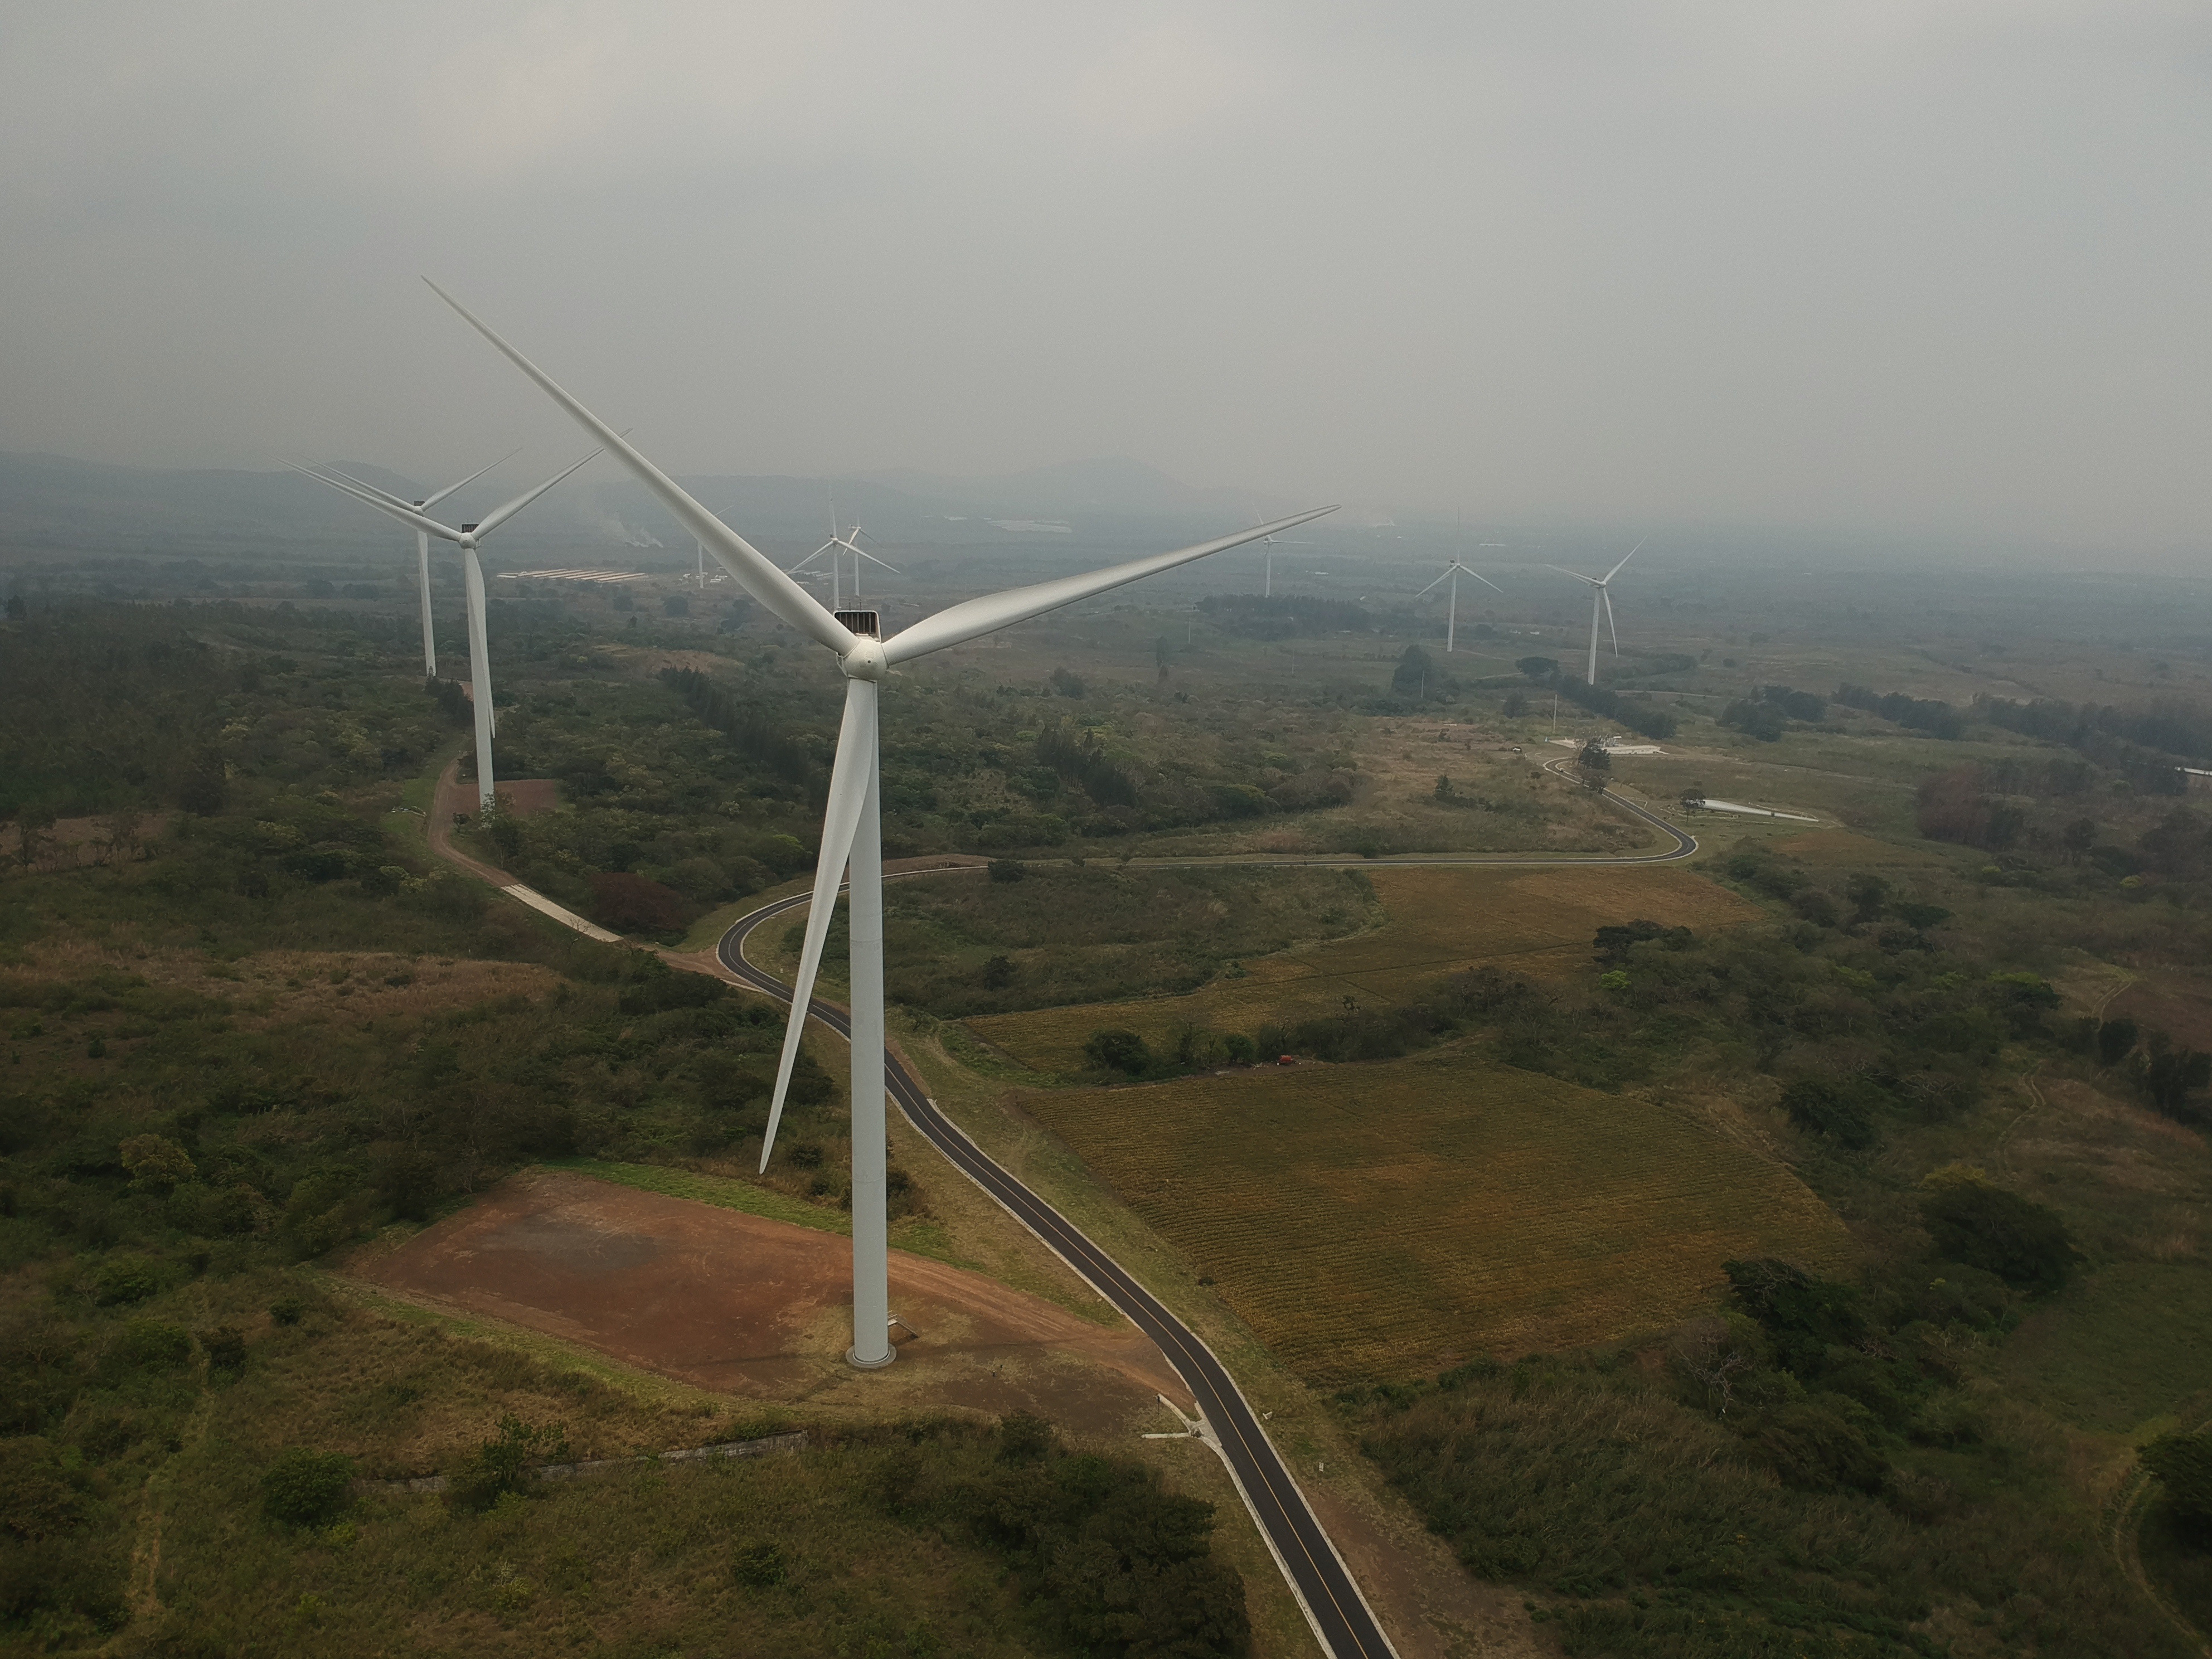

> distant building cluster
[496,569,649,584]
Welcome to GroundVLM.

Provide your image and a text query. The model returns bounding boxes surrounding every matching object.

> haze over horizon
[4,3,2208,559]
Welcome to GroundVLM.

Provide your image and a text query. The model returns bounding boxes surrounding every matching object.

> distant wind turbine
[790,505,897,609]
[290,451,603,808]
[1550,541,1643,685]
[427,277,1334,1370]
[1414,559,1502,654]
[311,457,507,675]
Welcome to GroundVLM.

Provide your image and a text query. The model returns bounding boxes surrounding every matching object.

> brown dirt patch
[498,779,562,817]
[352,1171,1187,1433]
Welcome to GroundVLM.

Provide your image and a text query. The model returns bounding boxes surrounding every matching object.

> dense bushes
[261,1448,356,1528]
[888,1414,1249,1658]
[1918,1171,2080,1292]
[1834,683,1966,739]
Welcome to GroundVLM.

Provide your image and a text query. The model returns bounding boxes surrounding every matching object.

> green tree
[1845,873,1888,925]
[1083,1030,1151,1076]
[119,1134,195,1193]
[1921,1177,2079,1292]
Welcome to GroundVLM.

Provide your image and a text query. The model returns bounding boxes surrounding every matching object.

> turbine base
[846,1344,895,1371]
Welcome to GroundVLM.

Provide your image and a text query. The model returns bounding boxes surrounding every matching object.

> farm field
[1016,1044,1851,1385]
[970,861,1761,1074]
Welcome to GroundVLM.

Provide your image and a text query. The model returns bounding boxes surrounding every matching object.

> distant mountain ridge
[0,449,1272,565]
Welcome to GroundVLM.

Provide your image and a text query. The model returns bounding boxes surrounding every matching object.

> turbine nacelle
[839,635,887,680]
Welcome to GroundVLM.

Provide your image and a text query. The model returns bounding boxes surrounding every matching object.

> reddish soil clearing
[353,1171,1187,1432]
[435,773,561,822]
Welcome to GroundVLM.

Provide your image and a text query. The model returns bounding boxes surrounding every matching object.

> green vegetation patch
[1996,1261,2212,1434]
[1353,1344,2186,1659]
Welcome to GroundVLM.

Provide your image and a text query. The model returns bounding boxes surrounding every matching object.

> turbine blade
[1546,564,1600,586]
[1468,567,1505,594]
[884,505,1337,664]
[419,450,516,511]
[1603,539,1645,583]
[288,463,459,541]
[1415,569,1451,598]
[1603,587,1620,656]
[423,279,856,656]
[789,545,832,572]
[760,681,877,1170]
[472,446,603,537]
[312,465,419,512]
[853,547,900,573]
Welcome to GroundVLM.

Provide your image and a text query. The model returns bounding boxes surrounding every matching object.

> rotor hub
[840,637,887,681]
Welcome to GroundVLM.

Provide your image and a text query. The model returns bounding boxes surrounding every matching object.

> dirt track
[354,1170,1188,1430]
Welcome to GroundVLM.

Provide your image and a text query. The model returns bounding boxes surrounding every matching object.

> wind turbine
[307,457,507,676]
[1414,559,1502,654]
[791,515,897,610]
[290,450,603,808]
[1550,541,1643,685]
[426,278,1334,1370]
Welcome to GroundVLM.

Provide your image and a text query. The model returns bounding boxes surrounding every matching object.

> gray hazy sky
[4,3,2208,551]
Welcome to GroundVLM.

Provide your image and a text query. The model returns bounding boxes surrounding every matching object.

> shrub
[2144,1432,2212,1533]
[203,1326,247,1376]
[91,1254,162,1306]
[1083,1030,1151,1076]
[446,1415,570,1512]
[988,858,1026,884]
[731,1540,786,1587]
[1742,1398,1888,1495]
[261,1449,356,1529]
[110,1320,192,1375]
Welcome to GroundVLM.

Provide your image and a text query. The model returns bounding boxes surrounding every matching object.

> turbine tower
[428,278,1333,1370]
[291,452,601,808]
[311,458,506,675]
[1414,559,1502,654]
[1550,541,1643,685]
[790,516,897,610]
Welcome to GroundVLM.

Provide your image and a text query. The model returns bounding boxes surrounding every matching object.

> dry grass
[1769,828,1949,868]
[1016,1044,1850,1385]
[0,942,561,1035]
[970,862,1759,1073]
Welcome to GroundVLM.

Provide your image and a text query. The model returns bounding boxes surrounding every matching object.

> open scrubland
[969,862,1757,1074]
[12,555,2212,1655]
[1015,1049,1850,1384]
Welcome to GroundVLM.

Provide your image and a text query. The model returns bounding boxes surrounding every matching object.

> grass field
[969,862,1761,1074]
[1995,1260,2212,1435]
[1016,1044,1850,1385]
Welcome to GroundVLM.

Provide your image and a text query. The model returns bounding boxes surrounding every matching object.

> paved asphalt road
[712,781,1699,1659]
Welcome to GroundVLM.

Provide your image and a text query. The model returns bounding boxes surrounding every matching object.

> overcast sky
[3,2,2208,553]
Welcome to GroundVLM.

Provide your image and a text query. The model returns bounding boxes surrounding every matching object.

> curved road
[712,779,1700,1659]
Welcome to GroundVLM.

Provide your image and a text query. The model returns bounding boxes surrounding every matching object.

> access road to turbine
[715,885,1400,1659]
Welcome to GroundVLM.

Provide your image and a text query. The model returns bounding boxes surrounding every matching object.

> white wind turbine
[790,511,898,610]
[426,279,1333,1370]
[1414,559,1503,654]
[1550,540,1643,685]
[290,451,603,808]
[304,457,508,676]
